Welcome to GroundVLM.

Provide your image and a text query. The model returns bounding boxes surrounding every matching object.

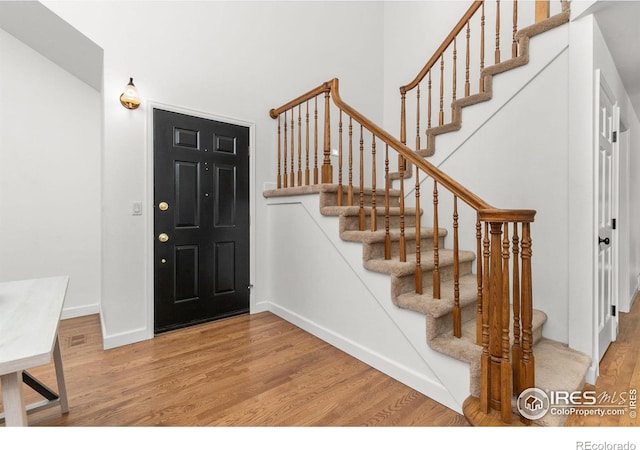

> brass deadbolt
[158,233,169,243]
[159,202,169,211]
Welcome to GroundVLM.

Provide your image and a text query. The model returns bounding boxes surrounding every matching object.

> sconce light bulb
[120,77,141,110]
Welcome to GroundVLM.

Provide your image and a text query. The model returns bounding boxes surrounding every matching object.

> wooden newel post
[321,86,333,183]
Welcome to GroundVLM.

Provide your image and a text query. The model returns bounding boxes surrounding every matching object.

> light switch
[132,202,142,215]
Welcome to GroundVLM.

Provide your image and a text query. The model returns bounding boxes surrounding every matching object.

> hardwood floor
[565,294,640,427]
[3,296,638,428]
[1,312,468,427]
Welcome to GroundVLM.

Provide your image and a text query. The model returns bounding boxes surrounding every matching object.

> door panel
[596,76,618,361]
[154,109,249,333]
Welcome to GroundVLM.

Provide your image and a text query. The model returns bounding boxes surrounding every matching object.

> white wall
[0,27,102,318]
[43,0,385,348]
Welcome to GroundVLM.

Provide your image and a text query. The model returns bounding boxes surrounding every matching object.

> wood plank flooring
[1,312,468,426]
[565,294,640,427]
[3,295,638,428]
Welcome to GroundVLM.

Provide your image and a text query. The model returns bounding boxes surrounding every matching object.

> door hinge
[613,131,618,143]
[248,284,254,291]
[612,218,617,230]
[611,305,616,317]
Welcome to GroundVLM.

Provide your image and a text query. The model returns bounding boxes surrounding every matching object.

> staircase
[264,0,591,426]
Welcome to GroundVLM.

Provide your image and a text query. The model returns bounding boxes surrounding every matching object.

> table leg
[52,334,69,414]
[1,371,28,426]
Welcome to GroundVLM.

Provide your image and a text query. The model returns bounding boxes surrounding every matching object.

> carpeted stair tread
[429,309,548,364]
[319,183,401,198]
[263,184,324,198]
[524,338,592,427]
[394,274,478,317]
[340,227,446,244]
[322,205,420,217]
[533,338,592,396]
[363,249,475,277]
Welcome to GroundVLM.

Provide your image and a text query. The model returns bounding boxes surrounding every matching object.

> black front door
[153,108,249,333]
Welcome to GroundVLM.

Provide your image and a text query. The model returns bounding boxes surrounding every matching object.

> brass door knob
[159,202,169,211]
[158,233,169,243]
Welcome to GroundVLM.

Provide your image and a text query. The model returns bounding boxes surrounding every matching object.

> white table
[0,276,70,426]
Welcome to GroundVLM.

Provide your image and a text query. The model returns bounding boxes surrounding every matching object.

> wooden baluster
[283,110,288,188]
[488,222,503,414]
[348,117,354,206]
[359,124,365,231]
[495,0,501,64]
[290,107,295,187]
[400,89,406,145]
[415,167,422,294]
[384,144,391,260]
[453,196,461,338]
[371,135,377,232]
[452,37,457,118]
[520,222,535,394]
[512,223,522,394]
[428,70,433,129]
[480,1,486,92]
[500,222,512,424]
[337,111,343,206]
[512,0,518,58]
[297,105,302,186]
[535,0,549,23]
[322,87,332,183]
[416,83,421,151]
[277,115,282,189]
[305,101,310,186]
[399,158,407,262]
[465,21,471,97]
[476,215,483,345]
[480,221,491,413]
[314,97,319,184]
[432,181,440,299]
[439,55,445,126]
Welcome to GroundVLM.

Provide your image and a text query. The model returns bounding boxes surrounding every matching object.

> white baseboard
[101,325,153,350]
[265,301,462,414]
[61,303,100,320]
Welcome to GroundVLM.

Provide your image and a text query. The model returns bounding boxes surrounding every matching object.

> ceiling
[593,1,640,121]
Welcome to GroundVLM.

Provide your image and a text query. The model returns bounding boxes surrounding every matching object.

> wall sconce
[120,77,140,110]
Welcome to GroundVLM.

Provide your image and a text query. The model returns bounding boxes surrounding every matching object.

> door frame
[592,70,620,367]
[145,101,256,338]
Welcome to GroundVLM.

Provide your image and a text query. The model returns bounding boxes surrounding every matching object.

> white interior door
[596,73,619,361]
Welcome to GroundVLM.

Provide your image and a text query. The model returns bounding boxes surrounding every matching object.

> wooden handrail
[269,77,536,223]
[270,82,329,119]
[326,78,534,222]
[400,1,484,94]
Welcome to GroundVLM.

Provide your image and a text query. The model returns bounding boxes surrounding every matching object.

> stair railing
[399,0,568,155]
[269,78,535,423]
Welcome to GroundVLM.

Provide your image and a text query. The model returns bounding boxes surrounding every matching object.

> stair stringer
[264,192,474,414]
